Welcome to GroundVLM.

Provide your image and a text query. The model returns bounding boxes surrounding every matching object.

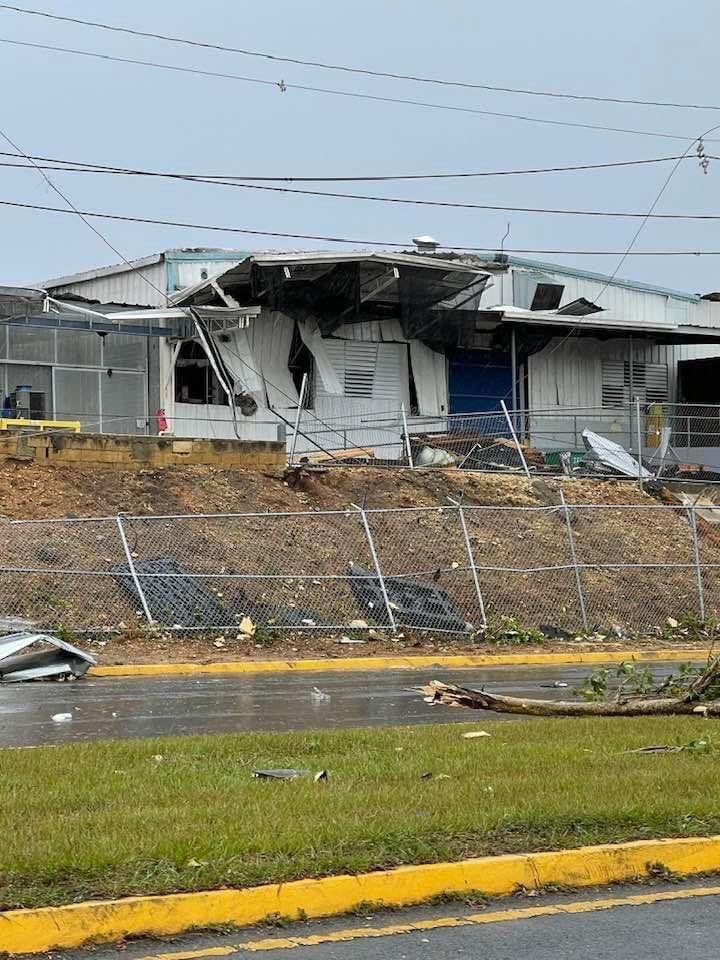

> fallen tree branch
[420,681,720,717]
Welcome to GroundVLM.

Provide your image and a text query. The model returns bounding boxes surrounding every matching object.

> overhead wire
[510,122,720,370]
[0,149,704,183]
[1,3,719,112]
[2,155,720,219]
[0,127,171,305]
[1,37,718,144]
[3,197,720,255]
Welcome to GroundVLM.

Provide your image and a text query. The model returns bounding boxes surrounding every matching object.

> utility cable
[0,37,717,144]
[0,128,170,305]
[4,196,720,255]
[3,156,720,219]
[0,149,704,183]
[2,3,718,113]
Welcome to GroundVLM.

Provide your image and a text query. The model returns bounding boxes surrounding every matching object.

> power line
[0,149,701,183]
[4,196,720,255]
[2,3,719,113]
[2,155,719,219]
[530,123,720,362]
[1,36,717,144]
[0,130,169,304]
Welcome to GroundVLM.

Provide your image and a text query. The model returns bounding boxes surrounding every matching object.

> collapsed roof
[171,251,493,338]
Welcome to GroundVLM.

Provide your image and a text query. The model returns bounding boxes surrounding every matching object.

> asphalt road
[0,661,684,747]
[63,881,720,959]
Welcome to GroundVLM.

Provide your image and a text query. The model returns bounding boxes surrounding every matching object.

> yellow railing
[0,417,81,432]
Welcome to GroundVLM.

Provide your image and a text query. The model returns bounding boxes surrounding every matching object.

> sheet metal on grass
[0,502,712,636]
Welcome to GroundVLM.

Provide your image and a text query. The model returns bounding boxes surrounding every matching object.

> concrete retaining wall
[0,431,285,468]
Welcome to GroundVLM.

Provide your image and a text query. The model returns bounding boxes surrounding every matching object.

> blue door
[448,349,512,414]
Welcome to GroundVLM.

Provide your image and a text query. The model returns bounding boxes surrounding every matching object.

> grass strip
[2,718,720,909]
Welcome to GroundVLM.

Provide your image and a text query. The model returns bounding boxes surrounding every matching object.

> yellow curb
[2,836,719,954]
[90,648,707,678]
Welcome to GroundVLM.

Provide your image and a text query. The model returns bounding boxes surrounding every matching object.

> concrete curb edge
[90,648,707,678]
[2,836,720,954]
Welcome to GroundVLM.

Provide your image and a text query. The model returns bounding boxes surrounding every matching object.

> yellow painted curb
[2,836,720,954]
[90,648,706,678]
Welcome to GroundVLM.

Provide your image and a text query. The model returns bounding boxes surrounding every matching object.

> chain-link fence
[289,401,720,483]
[0,500,715,637]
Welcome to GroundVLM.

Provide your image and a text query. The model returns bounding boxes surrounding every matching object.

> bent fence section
[0,501,714,636]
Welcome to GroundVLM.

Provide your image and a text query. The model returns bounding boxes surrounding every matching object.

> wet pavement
[0,661,685,747]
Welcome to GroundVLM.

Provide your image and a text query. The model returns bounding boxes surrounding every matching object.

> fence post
[449,497,487,627]
[688,504,706,621]
[400,401,414,469]
[634,395,644,492]
[501,400,530,480]
[559,491,588,633]
[352,503,397,632]
[288,372,308,465]
[116,514,154,624]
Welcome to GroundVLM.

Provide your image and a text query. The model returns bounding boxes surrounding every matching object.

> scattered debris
[252,768,329,781]
[582,429,652,479]
[462,730,491,739]
[0,633,96,682]
[113,558,325,628]
[539,681,570,689]
[348,619,369,629]
[416,445,457,468]
[310,686,331,702]
[252,768,310,780]
[337,636,366,645]
[349,562,470,633]
[51,712,72,723]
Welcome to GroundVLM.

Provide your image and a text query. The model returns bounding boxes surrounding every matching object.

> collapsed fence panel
[115,510,378,631]
[0,500,717,636]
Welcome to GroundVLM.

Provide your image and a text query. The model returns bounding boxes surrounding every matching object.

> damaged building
[0,242,715,466]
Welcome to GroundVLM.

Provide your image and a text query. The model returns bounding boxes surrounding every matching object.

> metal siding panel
[51,262,167,306]
[173,259,245,293]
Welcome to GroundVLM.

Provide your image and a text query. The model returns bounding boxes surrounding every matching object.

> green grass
[2,719,720,909]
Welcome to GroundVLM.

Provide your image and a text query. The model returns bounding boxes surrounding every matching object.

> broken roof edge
[170,250,493,306]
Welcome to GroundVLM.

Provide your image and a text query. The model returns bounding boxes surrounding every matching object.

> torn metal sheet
[0,633,96,682]
[112,558,327,628]
[349,562,470,633]
[582,429,652,479]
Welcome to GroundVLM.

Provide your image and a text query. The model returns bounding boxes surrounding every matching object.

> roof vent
[412,235,439,253]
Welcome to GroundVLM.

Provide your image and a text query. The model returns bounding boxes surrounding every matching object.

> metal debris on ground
[582,429,652,479]
[462,730,491,739]
[349,562,470,633]
[310,686,331,702]
[112,558,325,628]
[0,633,96,682]
[252,768,328,781]
[252,768,310,780]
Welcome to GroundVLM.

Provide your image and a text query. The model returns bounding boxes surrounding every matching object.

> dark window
[174,340,229,405]
[530,282,564,311]
[288,323,314,409]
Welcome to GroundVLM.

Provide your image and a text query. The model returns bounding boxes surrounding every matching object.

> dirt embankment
[0,461,713,663]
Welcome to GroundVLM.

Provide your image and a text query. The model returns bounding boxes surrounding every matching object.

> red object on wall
[155,408,169,432]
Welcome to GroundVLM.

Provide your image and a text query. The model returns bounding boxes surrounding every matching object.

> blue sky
[0,0,718,293]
